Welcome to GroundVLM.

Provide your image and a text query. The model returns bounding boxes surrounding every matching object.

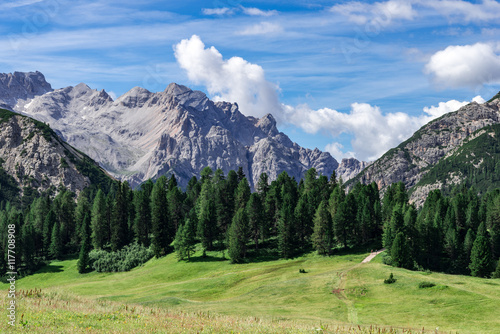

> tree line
[0,167,498,278]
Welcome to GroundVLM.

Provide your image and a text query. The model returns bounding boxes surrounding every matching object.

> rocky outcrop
[351,97,500,203]
[0,71,52,109]
[0,110,103,195]
[10,76,353,188]
[337,158,370,182]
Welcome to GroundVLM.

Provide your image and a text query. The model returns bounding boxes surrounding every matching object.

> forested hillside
[2,165,498,279]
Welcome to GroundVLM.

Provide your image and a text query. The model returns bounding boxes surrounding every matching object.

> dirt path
[333,249,385,324]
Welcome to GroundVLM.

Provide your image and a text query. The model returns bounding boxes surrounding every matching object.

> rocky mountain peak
[0,71,53,108]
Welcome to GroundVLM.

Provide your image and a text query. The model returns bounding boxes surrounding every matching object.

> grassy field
[1,249,499,333]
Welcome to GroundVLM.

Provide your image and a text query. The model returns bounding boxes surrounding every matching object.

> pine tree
[43,209,56,254]
[277,189,295,259]
[391,232,412,269]
[236,166,246,183]
[77,214,91,274]
[234,177,251,210]
[74,191,91,246]
[151,176,170,257]
[469,223,493,277]
[246,193,263,250]
[312,200,333,255]
[58,190,76,251]
[134,190,151,246]
[174,218,196,261]
[227,207,249,263]
[111,182,130,251]
[90,190,108,249]
[49,220,62,259]
[196,180,216,254]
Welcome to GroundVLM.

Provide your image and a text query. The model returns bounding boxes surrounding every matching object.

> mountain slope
[410,123,500,200]
[7,73,354,188]
[0,108,114,200]
[349,95,500,203]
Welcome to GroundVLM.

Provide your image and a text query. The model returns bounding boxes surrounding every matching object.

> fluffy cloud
[174,35,483,162]
[238,22,284,36]
[174,35,284,120]
[425,43,500,88]
[241,7,278,17]
[330,0,415,26]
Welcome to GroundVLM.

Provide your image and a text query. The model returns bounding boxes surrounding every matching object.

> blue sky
[1,0,500,161]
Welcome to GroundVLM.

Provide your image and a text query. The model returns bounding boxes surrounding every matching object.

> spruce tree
[234,177,251,210]
[151,176,170,257]
[174,219,196,261]
[469,223,493,277]
[90,190,108,249]
[391,232,412,269]
[227,207,249,263]
[49,220,62,259]
[244,193,261,247]
[312,200,333,255]
[133,190,151,246]
[196,180,216,254]
[77,214,91,274]
[111,182,130,251]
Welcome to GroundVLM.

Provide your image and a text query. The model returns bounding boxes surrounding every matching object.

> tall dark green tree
[196,179,216,253]
[234,177,251,210]
[312,200,333,255]
[246,193,263,249]
[174,218,196,261]
[151,176,170,257]
[391,232,412,269]
[133,189,151,246]
[77,214,91,274]
[469,223,493,277]
[49,220,62,259]
[227,207,249,263]
[111,182,131,251]
[90,189,108,249]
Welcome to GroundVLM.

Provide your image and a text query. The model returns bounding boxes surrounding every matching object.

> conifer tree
[151,176,170,257]
[469,223,493,277]
[391,232,412,269]
[227,207,249,263]
[77,214,91,274]
[91,189,108,249]
[312,200,333,255]
[174,218,196,261]
[234,177,251,210]
[134,189,151,246]
[43,209,56,254]
[196,179,216,253]
[49,220,62,259]
[111,182,130,251]
[246,193,263,249]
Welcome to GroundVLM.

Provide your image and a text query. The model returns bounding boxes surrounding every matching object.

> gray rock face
[0,113,92,195]
[351,98,500,204]
[2,73,357,188]
[337,158,370,182]
[0,71,52,109]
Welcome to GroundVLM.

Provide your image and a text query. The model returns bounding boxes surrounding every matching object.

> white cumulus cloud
[174,35,284,120]
[425,42,500,88]
[420,0,500,23]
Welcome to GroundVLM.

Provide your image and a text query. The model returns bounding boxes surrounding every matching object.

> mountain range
[0,71,365,189]
[1,70,500,205]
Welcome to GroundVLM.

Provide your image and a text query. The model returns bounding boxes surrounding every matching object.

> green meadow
[1,250,499,333]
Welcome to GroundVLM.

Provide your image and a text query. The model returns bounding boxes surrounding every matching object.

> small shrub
[89,243,153,272]
[418,281,435,289]
[299,269,307,273]
[384,273,396,284]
